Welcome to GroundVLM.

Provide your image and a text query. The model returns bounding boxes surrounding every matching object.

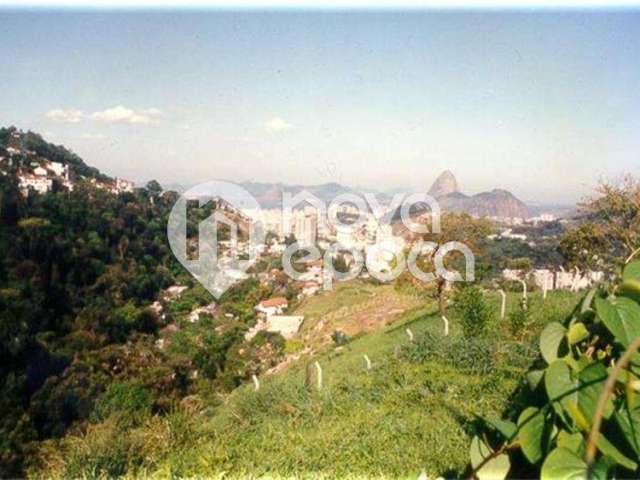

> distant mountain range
[161,181,362,207]
[160,171,569,220]
[427,170,530,219]
[240,181,360,208]
[238,171,531,219]
[1,126,572,219]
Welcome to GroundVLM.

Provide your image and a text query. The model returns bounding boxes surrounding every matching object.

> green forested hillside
[0,168,181,475]
[32,289,580,478]
[0,129,285,477]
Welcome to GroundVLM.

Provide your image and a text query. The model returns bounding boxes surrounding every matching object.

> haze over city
[2,8,639,203]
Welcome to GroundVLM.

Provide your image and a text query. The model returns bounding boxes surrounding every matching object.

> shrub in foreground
[453,284,490,338]
[470,260,640,479]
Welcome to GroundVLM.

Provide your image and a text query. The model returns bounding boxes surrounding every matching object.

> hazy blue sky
[1,8,639,203]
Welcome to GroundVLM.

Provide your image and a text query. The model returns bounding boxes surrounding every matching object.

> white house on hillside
[44,160,69,179]
[255,297,289,316]
[19,174,52,195]
[33,166,47,177]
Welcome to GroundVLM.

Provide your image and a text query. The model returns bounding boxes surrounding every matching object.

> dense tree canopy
[582,176,640,266]
[0,131,288,476]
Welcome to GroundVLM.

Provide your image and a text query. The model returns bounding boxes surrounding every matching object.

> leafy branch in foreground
[469,260,640,480]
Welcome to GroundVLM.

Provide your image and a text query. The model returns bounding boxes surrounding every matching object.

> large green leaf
[483,415,517,441]
[591,456,615,480]
[623,260,640,282]
[540,322,567,364]
[556,430,585,456]
[517,407,546,464]
[565,354,591,374]
[469,436,510,480]
[594,296,640,347]
[526,369,545,391]
[545,360,578,427]
[615,394,640,456]
[620,279,640,303]
[577,362,613,423]
[542,447,613,480]
[549,359,637,471]
[567,322,589,345]
[595,432,637,471]
[540,447,587,480]
[581,288,597,313]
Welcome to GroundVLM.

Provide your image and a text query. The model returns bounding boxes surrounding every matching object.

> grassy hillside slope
[34,285,581,479]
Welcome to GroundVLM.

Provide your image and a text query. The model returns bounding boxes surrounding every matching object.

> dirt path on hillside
[304,291,422,347]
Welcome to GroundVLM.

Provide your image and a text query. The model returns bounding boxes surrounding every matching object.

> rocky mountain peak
[428,170,460,198]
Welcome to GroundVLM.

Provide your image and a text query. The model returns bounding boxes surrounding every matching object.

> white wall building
[502,268,605,291]
[45,161,69,179]
[261,209,285,237]
[114,178,135,193]
[295,213,318,248]
[33,166,47,177]
[19,174,52,195]
[488,229,527,241]
[255,297,289,316]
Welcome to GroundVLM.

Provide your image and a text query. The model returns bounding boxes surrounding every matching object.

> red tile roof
[259,297,288,307]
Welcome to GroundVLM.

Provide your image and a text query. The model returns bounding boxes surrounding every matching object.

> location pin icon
[167,180,265,298]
